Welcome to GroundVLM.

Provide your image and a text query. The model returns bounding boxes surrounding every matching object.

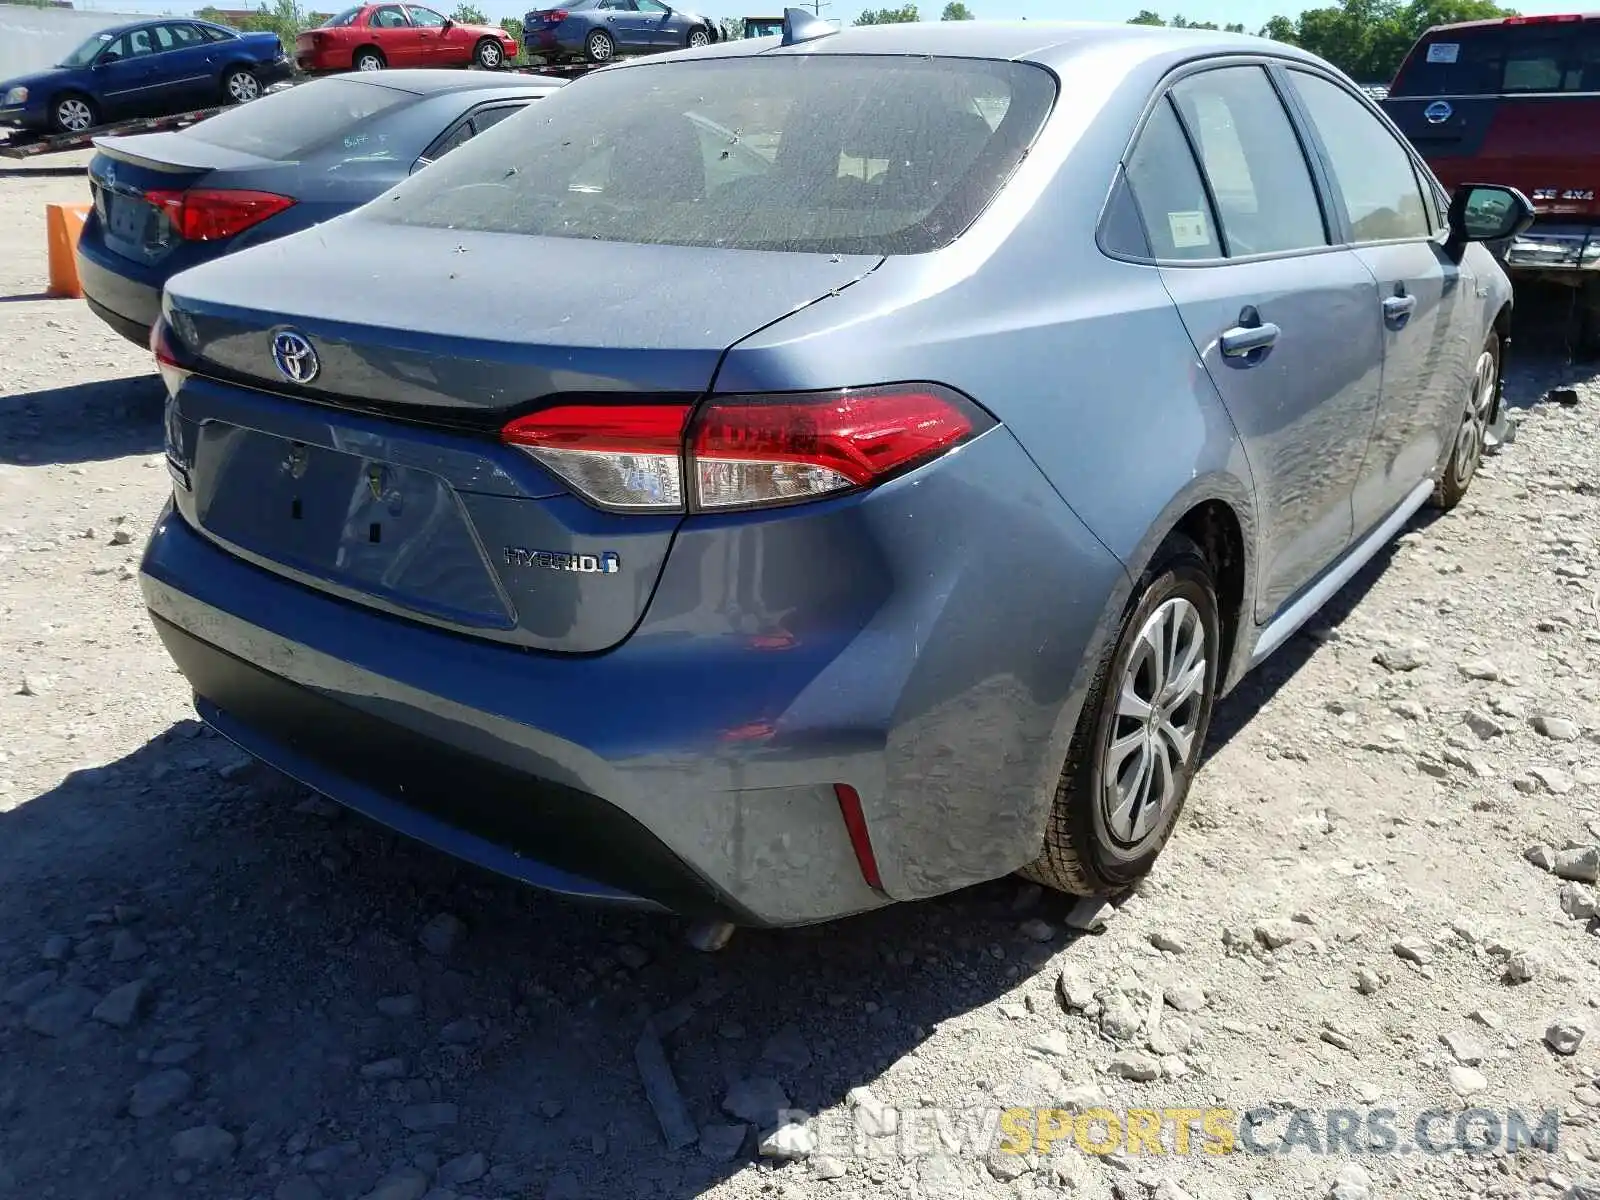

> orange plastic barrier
[45,202,90,299]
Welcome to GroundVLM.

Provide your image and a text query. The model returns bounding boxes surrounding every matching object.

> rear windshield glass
[1392,24,1600,96]
[366,55,1057,255]
[322,6,363,25]
[181,76,412,160]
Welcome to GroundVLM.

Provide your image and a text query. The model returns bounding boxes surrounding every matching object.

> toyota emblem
[270,329,319,385]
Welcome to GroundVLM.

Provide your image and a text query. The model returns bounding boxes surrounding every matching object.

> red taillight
[150,317,191,396]
[499,384,990,514]
[541,9,568,20]
[142,188,295,242]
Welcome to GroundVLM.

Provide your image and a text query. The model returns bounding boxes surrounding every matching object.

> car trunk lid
[161,224,880,652]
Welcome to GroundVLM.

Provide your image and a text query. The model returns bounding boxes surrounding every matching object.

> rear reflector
[499,384,991,514]
[143,188,295,242]
[834,783,884,892]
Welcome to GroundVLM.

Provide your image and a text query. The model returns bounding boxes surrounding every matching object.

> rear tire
[1020,534,1221,897]
[222,66,261,104]
[584,29,614,62]
[1431,332,1499,511]
[50,93,96,135]
[353,46,386,71]
[473,37,503,68]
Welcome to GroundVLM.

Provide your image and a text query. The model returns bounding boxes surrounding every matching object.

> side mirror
[97,52,121,65]
[1447,183,1535,251]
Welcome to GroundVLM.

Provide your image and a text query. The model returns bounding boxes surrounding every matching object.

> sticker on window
[1426,42,1460,64]
[1168,210,1212,250]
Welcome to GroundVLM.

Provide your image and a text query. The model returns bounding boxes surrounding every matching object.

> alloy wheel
[227,71,260,102]
[1100,596,1208,849]
[479,41,502,67]
[1454,349,1496,487]
[688,29,709,46]
[56,98,92,133]
[588,32,612,59]
[356,52,383,70]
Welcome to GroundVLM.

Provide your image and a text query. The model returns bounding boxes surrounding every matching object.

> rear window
[367,56,1057,255]
[1391,23,1600,96]
[182,77,412,160]
[322,6,363,25]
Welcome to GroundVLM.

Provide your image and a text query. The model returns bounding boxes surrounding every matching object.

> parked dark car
[141,18,1529,930]
[77,70,562,345]
[0,20,291,135]
[522,0,719,62]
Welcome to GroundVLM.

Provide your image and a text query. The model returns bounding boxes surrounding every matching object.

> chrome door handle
[1220,322,1280,357]
[1382,293,1417,320]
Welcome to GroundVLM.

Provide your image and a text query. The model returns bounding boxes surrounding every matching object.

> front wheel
[222,67,260,104]
[1432,332,1499,511]
[353,47,386,71]
[686,26,709,47]
[1020,534,1221,896]
[50,94,96,135]
[473,37,503,68]
[584,29,614,62]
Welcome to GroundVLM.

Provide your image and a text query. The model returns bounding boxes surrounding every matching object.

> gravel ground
[4,156,1600,1200]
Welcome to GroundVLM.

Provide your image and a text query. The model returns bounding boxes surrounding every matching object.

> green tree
[1128,12,1244,30]
[451,3,488,22]
[499,16,527,62]
[1128,8,1166,23]
[854,4,919,23]
[239,0,309,47]
[941,2,974,18]
[717,15,743,38]
[195,5,241,26]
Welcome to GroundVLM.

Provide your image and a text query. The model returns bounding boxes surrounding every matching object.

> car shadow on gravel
[0,723,1107,1200]
[0,373,164,466]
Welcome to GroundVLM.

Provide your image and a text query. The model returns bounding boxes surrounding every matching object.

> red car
[296,4,517,73]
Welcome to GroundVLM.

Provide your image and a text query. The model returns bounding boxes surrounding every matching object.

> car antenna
[781,6,837,45]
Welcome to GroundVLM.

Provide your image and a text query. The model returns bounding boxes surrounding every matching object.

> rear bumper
[76,230,162,346]
[140,415,1123,925]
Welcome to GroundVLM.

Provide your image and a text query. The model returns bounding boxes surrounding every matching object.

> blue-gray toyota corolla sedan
[140,14,1532,928]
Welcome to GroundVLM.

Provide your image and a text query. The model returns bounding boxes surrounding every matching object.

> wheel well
[1491,301,1513,420]
[1173,500,1245,676]
[353,43,384,63]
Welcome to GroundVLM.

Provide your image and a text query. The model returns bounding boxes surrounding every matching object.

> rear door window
[370,56,1057,255]
[1121,97,1218,260]
[1288,70,1432,243]
[1169,66,1328,257]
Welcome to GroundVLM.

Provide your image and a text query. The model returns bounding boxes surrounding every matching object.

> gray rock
[760,1024,813,1072]
[1555,848,1600,883]
[5,970,60,1008]
[1149,930,1190,954]
[1107,1051,1161,1081]
[985,1148,1031,1181]
[1028,1030,1074,1058]
[847,1085,898,1137]
[1163,983,1207,1012]
[362,1167,430,1200]
[1099,992,1143,1040]
[1505,950,1542,983]
[361,1058,408,1081]
[812,1154,847,1180]
[1547,1019,1587,1056]
[417,914,465,957]
[1328,1163,1372,1200]
[1376,643,1429,672]
[1457,658,1498,681]
[1057,970,1095,1011]
[274,1178,324,1200]
[304,1145,355,1173]
[1058,1081,1109,1111]
[544,1171,583,1200]
[1355,968,1385,995]
[151,1042,201,1066]
[1563,882,1600,920]
[439,1019,480,1045]
[1320,1022,1358,1052]
[1153,1183,1197,1200]
[377,994,419,1018]
[1465,711,1506,740]
[1255,919,1302,950]
[1448,1065,1488,1095]
[1534,714,1582,741]
[1393,936,1433,965]
[758,1122,816,1160]
[92,979,150,1028]
[40,935,71,962]
[1532,766,1577,795]
[437,1152,487,1186]
[1018,918,1055,942]
[171,1125,237,1164]
[18,674,53,697]
[128,1069,194,1118]
[399,1103,458,1132]
[697,1123,748,1161]
[1442,1031,1486,1065]
[1527,844,1559,870]
[722,1077,790,1126]
[108,930,146,963]
[25,986,98,1037]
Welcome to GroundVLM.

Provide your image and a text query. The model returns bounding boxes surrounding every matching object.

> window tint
[372,6,410,27]
[1123,96,1218,260]
[471,104,524,133]
[428,121,474,160]
[122,29,157,58]
[200,24,236,41]
[1290,70,1431,243]
[168,23,205,47]
[408,6,447,26]
[1170,67,1326,257]
[1391,25,1600,96]
[153,24,180,51]
[373,56,1056,255]
[181,76,411,159]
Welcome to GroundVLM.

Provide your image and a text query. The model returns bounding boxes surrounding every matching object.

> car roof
[613,20,1317,72]
[335,68,567,96]
[1415,12,1600,34]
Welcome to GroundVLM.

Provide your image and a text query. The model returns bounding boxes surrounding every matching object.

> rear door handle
[1220,322,1280,357]
[1382,293,1417,320]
